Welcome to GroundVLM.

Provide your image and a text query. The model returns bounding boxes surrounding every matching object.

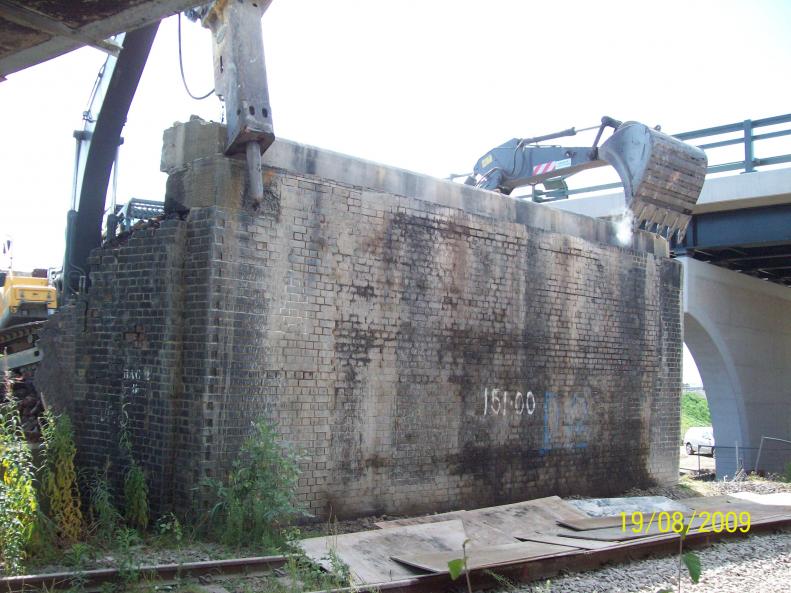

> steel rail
[0,555,286,593]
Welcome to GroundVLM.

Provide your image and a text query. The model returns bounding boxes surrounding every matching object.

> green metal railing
[534,113,791,201]
[675,113,791,174]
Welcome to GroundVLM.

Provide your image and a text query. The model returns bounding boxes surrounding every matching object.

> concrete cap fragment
[161,115,226,174]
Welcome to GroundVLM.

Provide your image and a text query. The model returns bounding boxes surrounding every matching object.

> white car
[684,426,715,456]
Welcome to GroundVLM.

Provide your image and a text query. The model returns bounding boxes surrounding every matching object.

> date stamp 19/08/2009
[621,511,751,535]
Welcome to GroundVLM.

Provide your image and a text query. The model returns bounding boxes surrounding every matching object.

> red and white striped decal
[532,161,556,176]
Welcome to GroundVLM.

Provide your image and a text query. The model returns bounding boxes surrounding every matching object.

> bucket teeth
[601,122,707,241]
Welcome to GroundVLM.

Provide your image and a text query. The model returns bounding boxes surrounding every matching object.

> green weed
[40,411,84,543]
[0,395,38,574]
[123,463,148,531]
[118,402,148,532]
[87,466,122,545]
[114,527,142,590]
[203,419,303,549]
[155,512,184,547]
[64,541,93,591]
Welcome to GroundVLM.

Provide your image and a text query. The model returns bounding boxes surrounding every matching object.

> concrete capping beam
[162,117,667,257]
[695,168,791,214]
[544,169,791,219]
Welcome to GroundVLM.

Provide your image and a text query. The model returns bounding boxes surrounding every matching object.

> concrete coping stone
[162,117,668,257]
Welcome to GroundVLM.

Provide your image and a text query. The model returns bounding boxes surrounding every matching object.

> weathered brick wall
[39,120,681,518]
[40,220,196,509]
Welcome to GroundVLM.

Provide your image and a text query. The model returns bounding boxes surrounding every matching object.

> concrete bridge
[550,154,791,477]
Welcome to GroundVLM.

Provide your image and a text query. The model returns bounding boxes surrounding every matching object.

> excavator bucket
[599,122,707,241]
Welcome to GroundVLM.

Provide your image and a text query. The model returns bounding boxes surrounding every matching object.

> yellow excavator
[0,269,57,328]
[0,267,56,442]
[0,258,57,373]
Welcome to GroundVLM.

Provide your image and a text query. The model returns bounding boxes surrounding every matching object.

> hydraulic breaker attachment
[599,122,707,241]
[201,0,274,206]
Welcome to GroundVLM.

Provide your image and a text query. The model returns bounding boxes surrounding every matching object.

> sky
[1,0,789,385]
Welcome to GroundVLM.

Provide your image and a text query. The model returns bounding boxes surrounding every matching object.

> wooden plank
[516,532,618,550]
[392,541,575,574]
[298,519,467,585]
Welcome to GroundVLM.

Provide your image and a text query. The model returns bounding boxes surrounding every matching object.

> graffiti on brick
[123,367,151,399]
[541,390,591,452]
[482,388,536,417]
[482,387,591,452]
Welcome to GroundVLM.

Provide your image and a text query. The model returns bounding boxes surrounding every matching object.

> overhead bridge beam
[0,0,202,79]
[0,0,122,56]
[679,203,791,250]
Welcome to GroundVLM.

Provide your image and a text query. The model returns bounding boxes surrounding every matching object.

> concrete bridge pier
[682,257,791,477]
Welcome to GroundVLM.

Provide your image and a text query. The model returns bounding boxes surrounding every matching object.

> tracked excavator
[467,116,708,241]
[0,264,57,442]
[0,238,56,375]
[0,270,56,358]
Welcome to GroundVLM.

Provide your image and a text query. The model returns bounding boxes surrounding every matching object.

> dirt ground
[679,444,716,475]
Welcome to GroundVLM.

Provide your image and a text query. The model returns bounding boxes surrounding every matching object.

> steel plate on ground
[298,519,467,585]
[392,540,578,574]
[376,511,516,547]
[375,496,587,547]
[515,532,617,550]
[567,496,690,518]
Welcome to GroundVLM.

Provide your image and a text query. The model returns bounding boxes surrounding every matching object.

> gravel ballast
[509,529,791,593]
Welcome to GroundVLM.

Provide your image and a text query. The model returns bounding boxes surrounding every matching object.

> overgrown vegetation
[680,391,712,441]
[87,464,123,545]
[0,397,38,574]
[119,402,149,532]
[203,419,303,550]
[0,405,341,591]
[0,389,157,579]
[123,463,148,532]
[40,410,83,543]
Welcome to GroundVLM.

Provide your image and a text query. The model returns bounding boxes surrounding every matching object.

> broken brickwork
[38,119,682,518]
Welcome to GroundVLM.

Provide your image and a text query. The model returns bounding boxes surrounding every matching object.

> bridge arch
[681,257,791,476]
[683,310,747,477]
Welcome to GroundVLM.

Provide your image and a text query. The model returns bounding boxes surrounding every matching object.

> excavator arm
[469,117,707,240]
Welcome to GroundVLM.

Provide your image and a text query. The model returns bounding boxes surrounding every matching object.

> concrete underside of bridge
[37,118,682,519]
[682,258,791,476]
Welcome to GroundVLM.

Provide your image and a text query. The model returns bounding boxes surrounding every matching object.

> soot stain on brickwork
[38,143,682,518]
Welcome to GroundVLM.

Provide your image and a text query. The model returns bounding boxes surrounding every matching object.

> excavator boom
[470,117,707,241]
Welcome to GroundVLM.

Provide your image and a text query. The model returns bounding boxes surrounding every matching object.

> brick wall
[38,120,681,519]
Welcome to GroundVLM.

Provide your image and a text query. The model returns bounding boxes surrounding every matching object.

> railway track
[0,555,286,592]
[1,516,789,593]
